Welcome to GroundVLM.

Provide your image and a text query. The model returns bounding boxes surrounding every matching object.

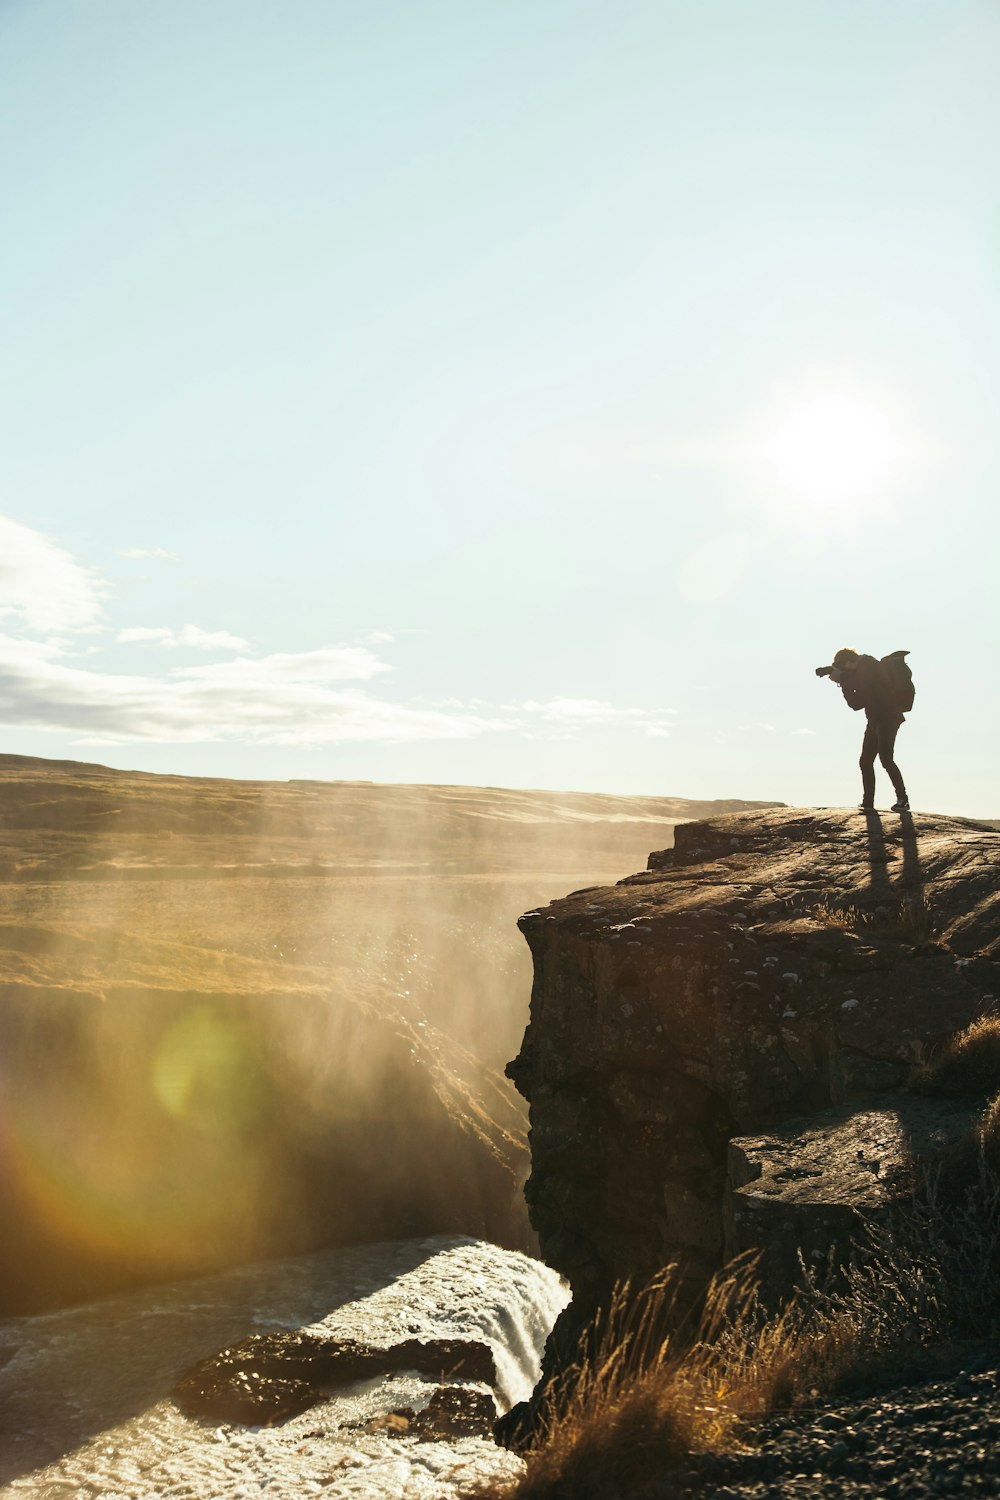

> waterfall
[366,1239,569,1409]
[0,1235,569,1500]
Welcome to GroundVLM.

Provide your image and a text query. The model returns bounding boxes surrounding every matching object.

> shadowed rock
[360,1386,500,1439]
[725,1095,982,1306]
[173,1331,497,1424]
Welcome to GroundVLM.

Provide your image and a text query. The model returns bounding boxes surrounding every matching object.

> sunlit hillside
[0,754,778,1312]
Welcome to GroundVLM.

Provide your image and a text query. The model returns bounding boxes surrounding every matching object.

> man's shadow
[898,810,923,899]
[863,808,925,918]
[858,810,956,1221]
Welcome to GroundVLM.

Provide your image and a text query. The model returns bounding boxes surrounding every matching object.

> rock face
[506,808,1000,1415]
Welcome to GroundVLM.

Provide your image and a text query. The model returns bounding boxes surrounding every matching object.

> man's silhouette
[824,647,909,813]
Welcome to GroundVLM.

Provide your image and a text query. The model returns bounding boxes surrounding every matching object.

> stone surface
[506,807,1000,1423]
[667,1348,1000,1498]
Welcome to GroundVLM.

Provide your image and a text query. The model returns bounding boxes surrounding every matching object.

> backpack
[881,650,915,714]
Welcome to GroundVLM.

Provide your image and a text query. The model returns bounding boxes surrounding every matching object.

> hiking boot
[891,797,910,813]
[858,802,876,812]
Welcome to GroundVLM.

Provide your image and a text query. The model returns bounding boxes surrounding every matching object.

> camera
[815,664,834,678]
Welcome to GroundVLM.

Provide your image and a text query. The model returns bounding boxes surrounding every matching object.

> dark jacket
[840,655,901,723]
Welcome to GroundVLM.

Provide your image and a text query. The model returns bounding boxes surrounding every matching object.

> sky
[1,0,998,814]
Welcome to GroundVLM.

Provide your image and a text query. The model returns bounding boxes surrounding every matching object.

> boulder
[174,1330,498,1424]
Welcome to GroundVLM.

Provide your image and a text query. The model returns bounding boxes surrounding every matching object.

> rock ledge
[504,807,1000,1425]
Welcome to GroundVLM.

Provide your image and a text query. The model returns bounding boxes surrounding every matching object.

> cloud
[118,625,251,652]
[0,516,105,634]
[121,547,178,561]
[0,639,682,749]
[0,635,504,747]
[521,698,676,739]
[176,646,387,684]
[0,517,679,753]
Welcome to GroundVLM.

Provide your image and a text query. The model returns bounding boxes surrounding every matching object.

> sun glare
[755,392,904,512]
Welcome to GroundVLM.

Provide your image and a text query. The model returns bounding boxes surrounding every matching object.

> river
[0,1236,567,1499]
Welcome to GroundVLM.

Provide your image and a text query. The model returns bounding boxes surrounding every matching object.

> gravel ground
[653,1345,1000,1499]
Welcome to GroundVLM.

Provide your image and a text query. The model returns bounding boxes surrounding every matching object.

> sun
[754,391,904,512]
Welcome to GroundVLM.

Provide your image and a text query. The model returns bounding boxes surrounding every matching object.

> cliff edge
[504,806,1000,1434]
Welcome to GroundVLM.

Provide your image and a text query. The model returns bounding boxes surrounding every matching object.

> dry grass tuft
[811,893,937,945]
[979,1091,1000,1158]
[811,896,872,930]
[923,1087,1000,1200]
[474,1168,1000,1500]
[480,1260,777,1500]
[878,893,938,945]
[911,1015,1000,1098]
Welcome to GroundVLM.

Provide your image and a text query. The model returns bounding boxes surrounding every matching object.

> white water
[0,1236,568,1499]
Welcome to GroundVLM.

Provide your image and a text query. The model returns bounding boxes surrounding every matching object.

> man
[824,648,910,813]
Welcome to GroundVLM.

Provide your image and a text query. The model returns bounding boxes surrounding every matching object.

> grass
[475,1169,1000,1500]
[812,895,873,930]
[911,1015,1000,1098]
[908,1017,1000,1198]
[477,1262,772,1500]
[811,892,938,945]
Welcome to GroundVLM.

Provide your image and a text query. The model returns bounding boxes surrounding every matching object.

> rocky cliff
[504,807,1000,1431]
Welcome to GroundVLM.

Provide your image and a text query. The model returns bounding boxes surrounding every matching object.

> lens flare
[0,999,266,1277]
[153,1006,259,1131]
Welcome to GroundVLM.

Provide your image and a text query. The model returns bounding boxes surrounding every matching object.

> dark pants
[860,715,906,805]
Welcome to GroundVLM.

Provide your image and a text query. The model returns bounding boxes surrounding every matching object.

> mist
[0,753,774,1312]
